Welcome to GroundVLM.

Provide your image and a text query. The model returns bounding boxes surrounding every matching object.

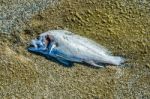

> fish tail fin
[108,56,125,65]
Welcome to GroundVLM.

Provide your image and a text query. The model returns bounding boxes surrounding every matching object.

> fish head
[28,34,54,54]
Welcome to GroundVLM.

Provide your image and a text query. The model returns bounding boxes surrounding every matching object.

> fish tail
[107,56,125,65]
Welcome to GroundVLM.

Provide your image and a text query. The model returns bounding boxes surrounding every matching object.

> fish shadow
[28,50,74,67]
[28,49,107,69]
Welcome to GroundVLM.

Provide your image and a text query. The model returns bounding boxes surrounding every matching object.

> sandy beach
[0,0,150,98]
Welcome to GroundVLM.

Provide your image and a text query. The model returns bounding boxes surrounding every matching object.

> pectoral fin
[49,44,56,54]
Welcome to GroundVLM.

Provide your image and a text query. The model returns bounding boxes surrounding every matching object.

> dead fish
[28,30,125,67]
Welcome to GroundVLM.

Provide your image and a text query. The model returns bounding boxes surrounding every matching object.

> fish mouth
[28,40,46,52]
[28,34,54,52]
[28,44,37,51]
[28,45,38,52]
[28,45,47,53]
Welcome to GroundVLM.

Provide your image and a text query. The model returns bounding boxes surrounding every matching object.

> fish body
[28,30,124,67]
